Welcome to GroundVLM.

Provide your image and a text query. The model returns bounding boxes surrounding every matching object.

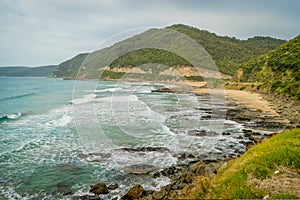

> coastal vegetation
[2,23,299,199]
[110,48,192,69]
[51,24,285,78]
[168,24,285,75]
[189,128,300,199]
[51,53,88,78]
[239,34,300,99]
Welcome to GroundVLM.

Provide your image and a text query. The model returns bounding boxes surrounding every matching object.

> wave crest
[0,112,22,121]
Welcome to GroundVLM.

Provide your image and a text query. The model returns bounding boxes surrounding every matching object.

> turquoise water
[0,77,244,199]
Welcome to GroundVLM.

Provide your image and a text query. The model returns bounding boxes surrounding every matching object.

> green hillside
[52,27,207,79]
[240,34,300,99]
[51,53,88,78]
[110,48,192,69]
[0,65,57,77]
[167,24,285,75]
[52,24,285,78]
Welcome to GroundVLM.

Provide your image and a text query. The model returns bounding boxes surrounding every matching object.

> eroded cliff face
[101,65,231,80]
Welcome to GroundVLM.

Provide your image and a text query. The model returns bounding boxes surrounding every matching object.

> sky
[0,0,299,67]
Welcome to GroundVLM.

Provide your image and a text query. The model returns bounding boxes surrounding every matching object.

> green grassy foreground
[191,129,300,199]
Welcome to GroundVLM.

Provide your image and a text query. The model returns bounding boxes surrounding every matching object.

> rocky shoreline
[71,89,296,200]
[263,94,300,126]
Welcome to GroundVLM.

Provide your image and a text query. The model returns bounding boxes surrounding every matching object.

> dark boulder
[187,129,218,137]
[108,183,119,190]
[150,184,172,200]
[89,183,109,195]
[118,147,169,153]
[152,88,173,93]
[71,195,100,200]
[191,161,217,177]
[121,185,145,200]
[173,172,195,185]
[177,153,195,161]
[161,165,183,177]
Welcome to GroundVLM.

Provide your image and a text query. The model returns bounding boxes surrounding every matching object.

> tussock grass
[194,129,300,199]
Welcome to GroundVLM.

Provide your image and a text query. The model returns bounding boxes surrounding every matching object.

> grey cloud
[0,0,299,66]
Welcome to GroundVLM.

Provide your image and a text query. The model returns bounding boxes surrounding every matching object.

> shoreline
[72,80,296,200]
[193,88,286,119]
[54,77,290,122]
[185,81,280,117]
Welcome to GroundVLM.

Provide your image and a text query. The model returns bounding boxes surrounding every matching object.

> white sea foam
[94,94,140,103]
[108,149,176,170]
[0,112,22,121]
[6,112,22,119]
[0,80,249,199]
[0,186,23,200]
[46,114,72,127]
[91,87,122,93]
[71,94,97,105]
[152,176,171,190]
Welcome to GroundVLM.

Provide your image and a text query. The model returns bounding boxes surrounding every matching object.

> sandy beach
[180,81,279,117]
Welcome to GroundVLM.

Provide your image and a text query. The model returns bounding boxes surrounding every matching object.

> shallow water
[0,77,245,199]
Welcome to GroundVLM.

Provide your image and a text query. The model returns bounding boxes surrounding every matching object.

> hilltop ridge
[52,24,285,78]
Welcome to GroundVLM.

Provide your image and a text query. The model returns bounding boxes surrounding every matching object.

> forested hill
[167,24,285,74]
[0,65,57,77]
[52,24,285,78]
[240,34,300,99]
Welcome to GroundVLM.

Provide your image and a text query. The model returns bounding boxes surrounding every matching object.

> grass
[192,129,300,199]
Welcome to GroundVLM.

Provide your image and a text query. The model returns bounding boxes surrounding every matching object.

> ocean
[0,77,244,199]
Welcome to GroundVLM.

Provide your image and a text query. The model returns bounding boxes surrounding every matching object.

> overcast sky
[1,0,299,66]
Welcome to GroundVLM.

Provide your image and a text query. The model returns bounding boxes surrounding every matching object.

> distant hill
[0,65,57,77]
[52,24,285,79]
[51,53,88,78]
[240,34,300,99]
